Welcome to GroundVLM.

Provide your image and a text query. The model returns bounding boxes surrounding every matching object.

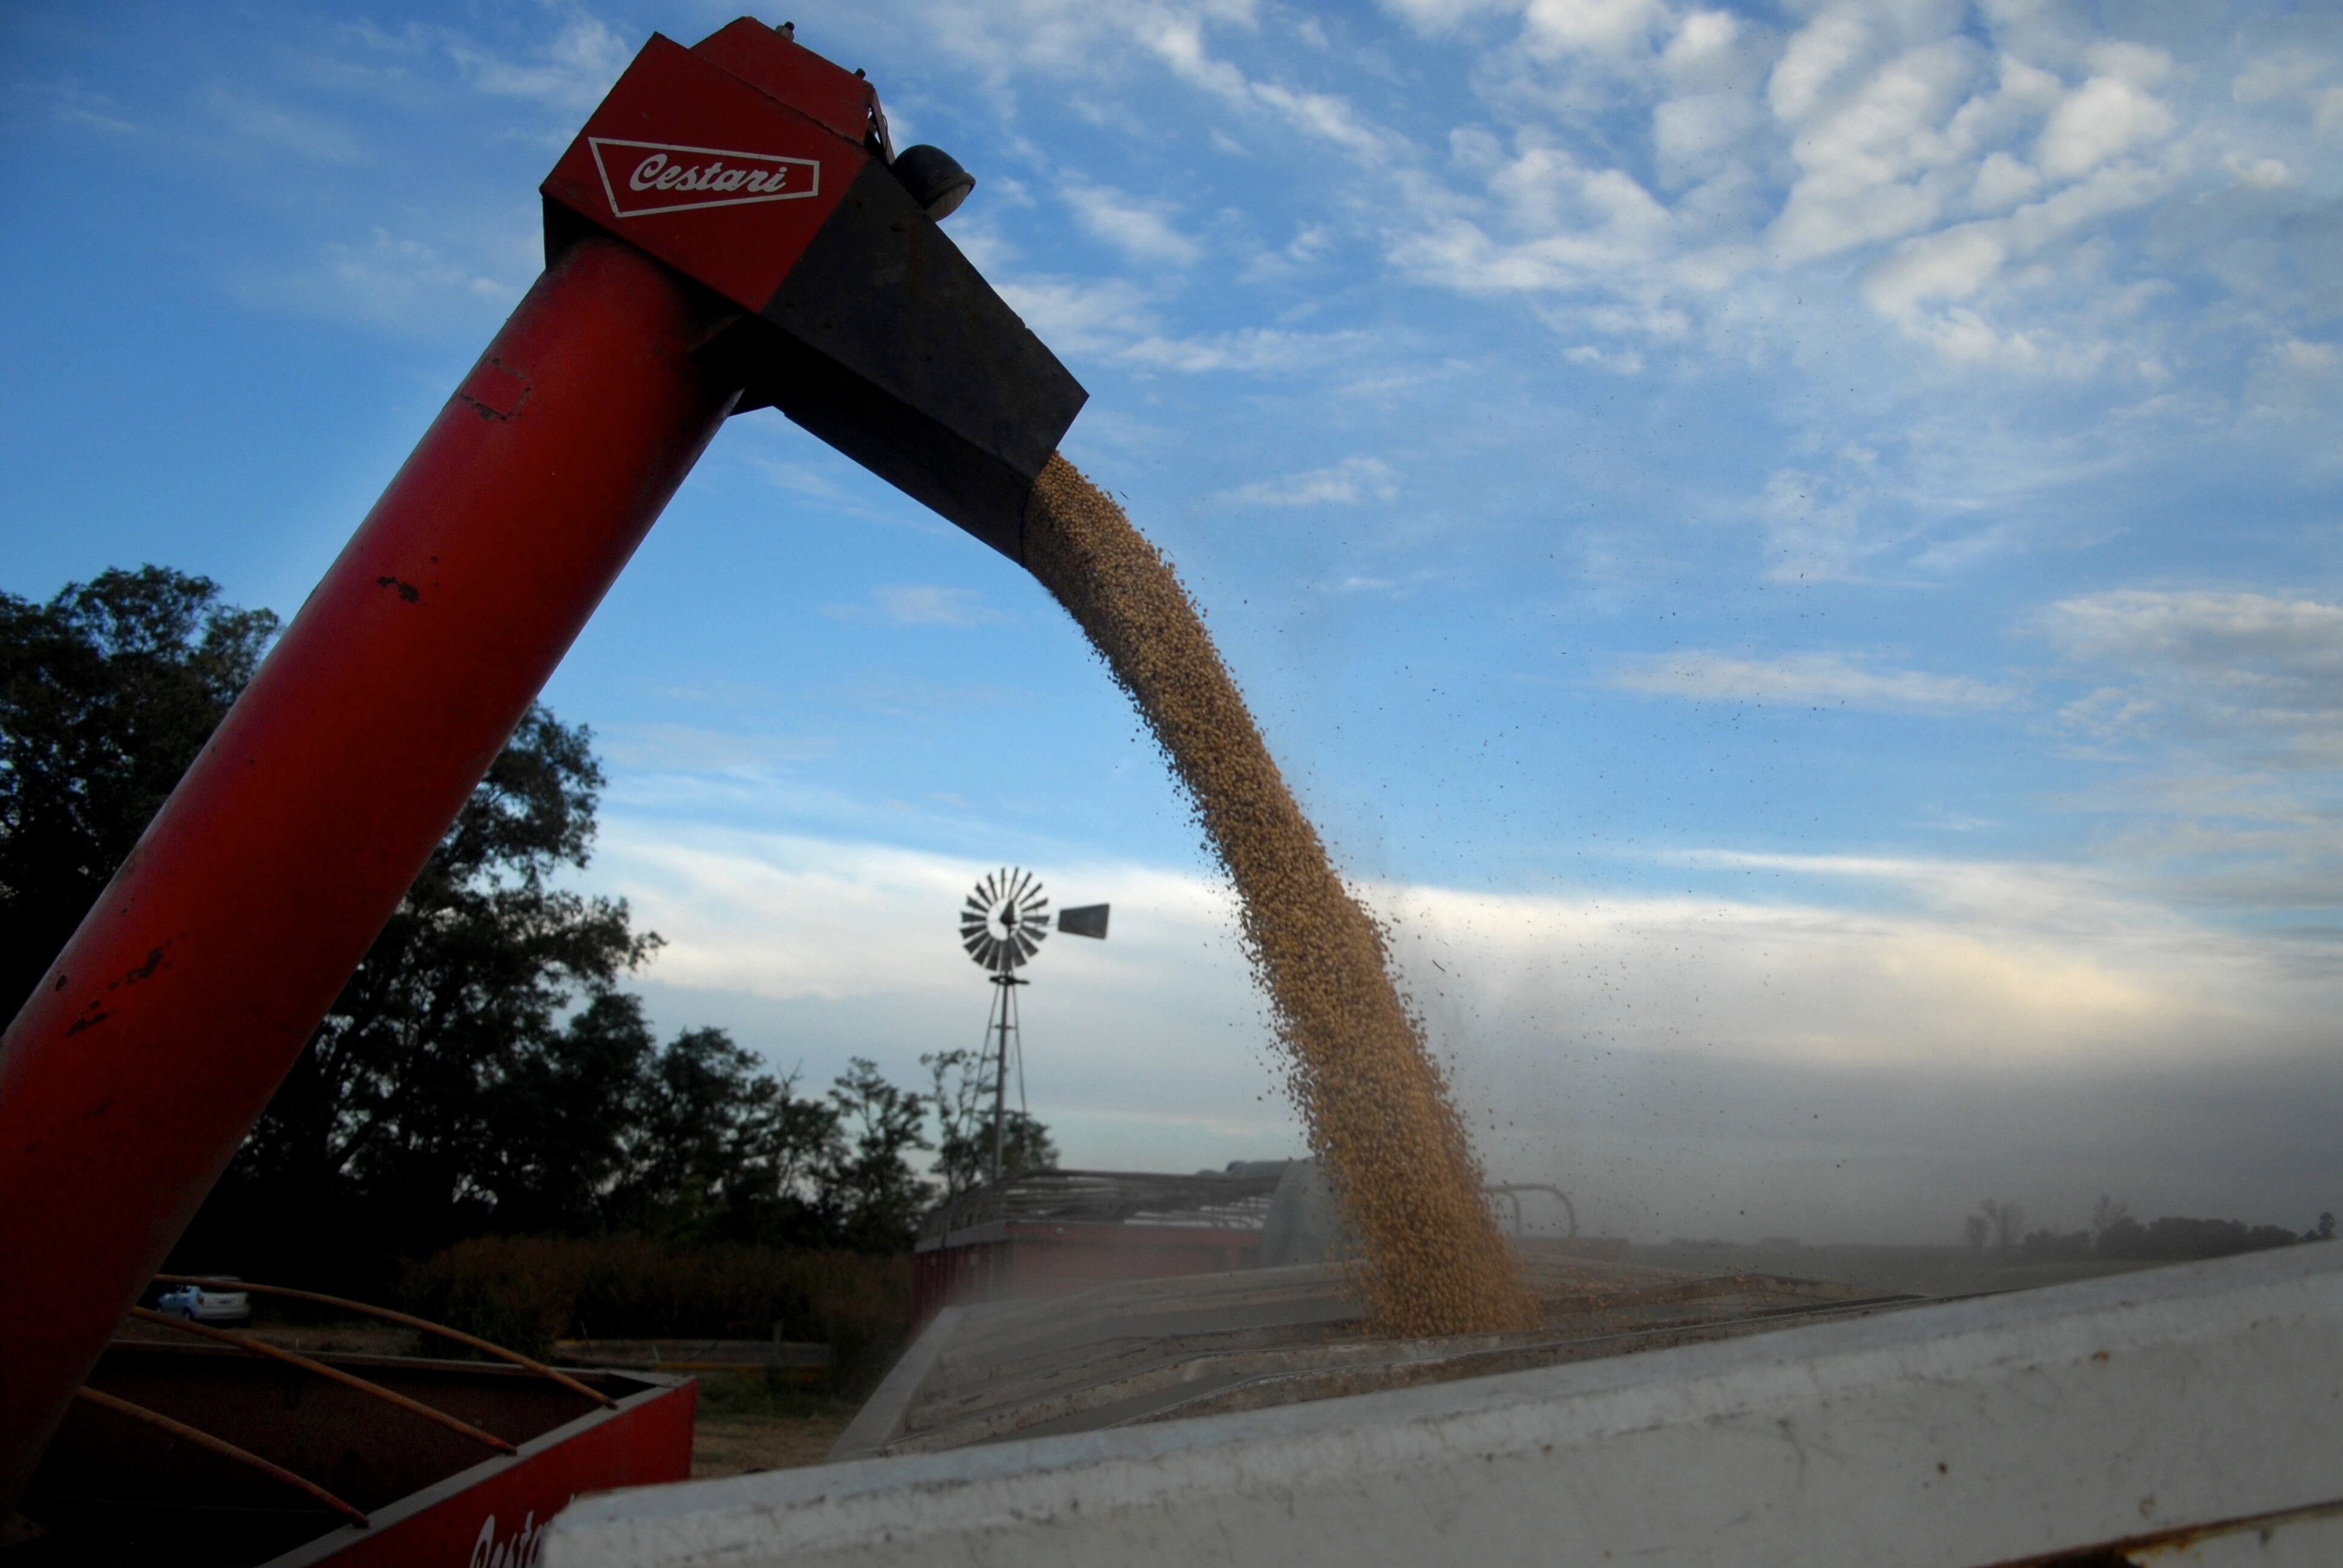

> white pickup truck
[153,1281,250,1325]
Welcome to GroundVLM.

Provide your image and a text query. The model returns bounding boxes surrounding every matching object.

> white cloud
[592,822,2343,1224]
[1521,0,1669,59]
[1379,0,1524,34]
[257,227,525,331]
[2245,335,2343,418]
[900,0,2343,440]
[919,0,1401,162]
[1608,650,2013,711]
[1768,7,1871,125]
[994,274,1161,357]
[595,825,2333,1181]
[1244,78,1398,157]
[2024,590,2343,916]
[1063,180,1205,266]
[595,823,1296,1165]
[824,585,1006,626]
[1118,327,1363,373]
[992,271,1361,374]
[1385,855,2272,1072]
[18,80,136,134]
[1768,37,1988,263]
[2036,73,2175,180]
[1564,342,1644,373]
[877,585,1000,626]
[1965,149,2041,211]
[1661,8,1743,83]
[598,725,834,771]
[1388,142,1701,303]
[1863,222,2007,314]
[1219,456,1397,506]
[2231,48,2333,108]
[442,16,630,111]
[1757,460,1890,581]
[2042,589,2343,679]
[206,88,369,163]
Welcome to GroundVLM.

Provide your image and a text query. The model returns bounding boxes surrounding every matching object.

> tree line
[1964,1195,2334,1263]
[2,567,1054,1290]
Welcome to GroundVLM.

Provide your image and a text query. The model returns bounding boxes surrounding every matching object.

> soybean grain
[1023,456,1538,1337]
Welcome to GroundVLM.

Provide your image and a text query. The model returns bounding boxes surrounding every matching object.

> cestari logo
[588,137,822,218]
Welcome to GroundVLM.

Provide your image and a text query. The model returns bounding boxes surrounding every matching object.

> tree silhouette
[924,1048,1060,1200]
[1977,1198,2025,1252]
[0,566,278,1020]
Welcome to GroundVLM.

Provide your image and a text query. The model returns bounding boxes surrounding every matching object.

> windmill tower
[959,868,1108,1186]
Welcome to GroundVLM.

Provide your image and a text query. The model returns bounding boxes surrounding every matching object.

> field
[1627,1241,2164,1298]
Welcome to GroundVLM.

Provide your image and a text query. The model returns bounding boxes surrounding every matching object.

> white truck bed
[544,1241,2343,1567]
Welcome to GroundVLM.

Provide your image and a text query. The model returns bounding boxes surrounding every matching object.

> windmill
[960,868,1109,1186]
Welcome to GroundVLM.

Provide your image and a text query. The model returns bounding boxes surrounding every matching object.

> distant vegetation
[402,1235,911,1392]
[1964,1196,2332,1263]
[2,566,1054,1358]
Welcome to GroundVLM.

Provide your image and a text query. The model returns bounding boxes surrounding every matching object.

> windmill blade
[962,869,1067,972]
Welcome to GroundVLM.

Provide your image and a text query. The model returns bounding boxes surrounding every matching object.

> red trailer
[23,1332,691,1566]
[913,1171,1282,1328]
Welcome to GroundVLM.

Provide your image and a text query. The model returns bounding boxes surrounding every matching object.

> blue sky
[6,0,2342,1242]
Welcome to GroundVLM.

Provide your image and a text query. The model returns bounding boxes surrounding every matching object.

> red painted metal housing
[539,28,867,313]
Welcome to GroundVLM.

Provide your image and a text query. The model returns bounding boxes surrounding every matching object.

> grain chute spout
[540,19,1089,562]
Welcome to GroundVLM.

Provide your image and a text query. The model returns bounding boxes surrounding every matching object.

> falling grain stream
[1023,456,1538,1337]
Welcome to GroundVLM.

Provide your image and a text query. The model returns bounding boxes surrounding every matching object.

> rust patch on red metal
[457,359,529,419]
[1990,1494,2343,1566]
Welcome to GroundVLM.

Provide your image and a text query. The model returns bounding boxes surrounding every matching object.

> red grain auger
[0,17,1081,1534]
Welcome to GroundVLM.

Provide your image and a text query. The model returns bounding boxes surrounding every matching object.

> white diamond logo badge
[588,137,822,218]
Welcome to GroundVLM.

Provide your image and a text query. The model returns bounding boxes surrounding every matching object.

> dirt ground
[686,1373,857,1478]
[690,1413,855,1478]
